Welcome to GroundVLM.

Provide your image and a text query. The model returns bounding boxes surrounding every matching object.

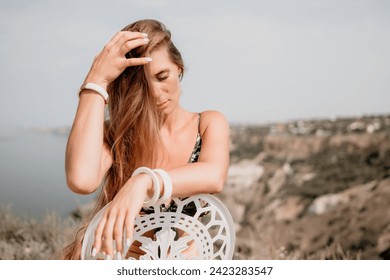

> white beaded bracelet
[153,169,173,206]
[132,167,161,207]
[79,82,109,104]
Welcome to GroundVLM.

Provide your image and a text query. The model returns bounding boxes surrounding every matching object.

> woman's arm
[65,93,112,194]
[65,31,152,194]
[167,110,230,196]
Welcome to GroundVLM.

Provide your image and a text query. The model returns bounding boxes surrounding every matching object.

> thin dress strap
[197,112,201,133]
[188,113,202,163]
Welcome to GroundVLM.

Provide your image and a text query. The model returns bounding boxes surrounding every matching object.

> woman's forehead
[149,47,175,72]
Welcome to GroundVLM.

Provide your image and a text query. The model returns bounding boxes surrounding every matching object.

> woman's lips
[158,100,169,107]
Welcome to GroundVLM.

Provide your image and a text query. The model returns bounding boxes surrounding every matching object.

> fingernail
[143,38,149,42]
[106,254,112,260]
[91,247,97,257]
[144,57,152,62]
[126,237,132,247]
[142,33,148,37]
[116,251,122,260]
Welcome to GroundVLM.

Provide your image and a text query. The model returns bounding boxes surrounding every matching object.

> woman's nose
[152,86,167,101]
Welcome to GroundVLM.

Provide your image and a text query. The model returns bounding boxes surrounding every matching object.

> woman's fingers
[116,31,148,50]
[124,212,136,249]
[106,31,128,50]
[92,215,107,257]
[105,31,149,57]
[105,31,146,52]
[87,31,151,84]
[124,57,153,68]
[118,37,150,56]
[112,212,126,258]
[100,210,118,259]
[92,207,130,260]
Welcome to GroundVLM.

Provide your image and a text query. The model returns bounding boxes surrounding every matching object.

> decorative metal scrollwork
[81,195,235,260]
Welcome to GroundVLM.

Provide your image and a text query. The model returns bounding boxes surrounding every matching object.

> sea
[0,127,96,221]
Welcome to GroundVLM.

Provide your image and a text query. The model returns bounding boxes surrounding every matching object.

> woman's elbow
[66,174,98,195]
[212,173,226,194]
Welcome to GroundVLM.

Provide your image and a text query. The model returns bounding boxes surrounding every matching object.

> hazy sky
[0,0,389,130]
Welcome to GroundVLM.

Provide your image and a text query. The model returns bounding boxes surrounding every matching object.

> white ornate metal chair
[81,194,235,260]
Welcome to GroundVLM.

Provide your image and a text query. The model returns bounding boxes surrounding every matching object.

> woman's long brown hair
[60,19,184,259]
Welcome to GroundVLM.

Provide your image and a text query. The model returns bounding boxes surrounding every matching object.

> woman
[61,19,229,260]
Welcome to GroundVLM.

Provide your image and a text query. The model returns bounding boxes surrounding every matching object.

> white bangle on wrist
[79,82,109,104]
[153,169,173,206]
[132,167,161,207]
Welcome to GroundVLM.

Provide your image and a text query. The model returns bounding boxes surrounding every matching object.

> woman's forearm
[65,92,107,194]
[168,162,228,197]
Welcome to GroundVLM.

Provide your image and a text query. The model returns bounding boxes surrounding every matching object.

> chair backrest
[81,194,235,260]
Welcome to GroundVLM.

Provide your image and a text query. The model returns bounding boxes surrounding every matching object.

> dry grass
[0,204,361,260]
[0,205,81,260]
[233,226,361,260]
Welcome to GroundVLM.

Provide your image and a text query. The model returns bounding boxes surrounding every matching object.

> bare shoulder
[199,110,229,134]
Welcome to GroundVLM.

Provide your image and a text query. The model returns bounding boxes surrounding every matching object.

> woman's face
[146,46,182,116]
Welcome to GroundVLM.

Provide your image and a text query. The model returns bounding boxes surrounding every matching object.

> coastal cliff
[1,114,389,259]
[224,114,390,259]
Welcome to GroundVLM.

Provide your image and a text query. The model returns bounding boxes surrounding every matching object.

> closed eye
[157,75,169,81]
[155,69,170,81]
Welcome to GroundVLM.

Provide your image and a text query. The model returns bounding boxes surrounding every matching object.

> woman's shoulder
[199,110,229,134]
[199,110,228,123]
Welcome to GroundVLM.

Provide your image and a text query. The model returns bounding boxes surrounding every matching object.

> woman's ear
[178,68,183,78]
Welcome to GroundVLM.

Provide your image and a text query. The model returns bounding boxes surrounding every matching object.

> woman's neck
[160,105,192,135]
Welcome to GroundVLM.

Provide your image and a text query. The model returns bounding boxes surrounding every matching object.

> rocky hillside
[222,114,390,259]
[3,114,389,260]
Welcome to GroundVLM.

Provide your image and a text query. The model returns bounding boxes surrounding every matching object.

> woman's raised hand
[84,31,152,89]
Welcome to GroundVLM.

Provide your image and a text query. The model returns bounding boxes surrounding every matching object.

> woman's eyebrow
[155,69,169,76]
